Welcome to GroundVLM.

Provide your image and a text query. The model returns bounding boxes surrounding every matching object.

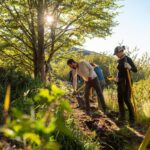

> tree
[0,0,119,82]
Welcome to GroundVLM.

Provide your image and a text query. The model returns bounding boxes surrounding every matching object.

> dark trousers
[99,80,106,92]
[84,77,106,112]
[117,79,135,121]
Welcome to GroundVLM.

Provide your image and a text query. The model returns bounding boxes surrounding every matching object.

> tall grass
[104,77,150,123]
[133,78,150,123]
[104,87,118,112]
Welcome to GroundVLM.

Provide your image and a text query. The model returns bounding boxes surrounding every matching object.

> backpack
[94,66,105,81]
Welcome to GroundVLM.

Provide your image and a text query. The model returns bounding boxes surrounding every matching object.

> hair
[122,45,125,50]
[114,45,126,55]
[90,63,96,67]
[67,59,76,65]
[117,45,125,51]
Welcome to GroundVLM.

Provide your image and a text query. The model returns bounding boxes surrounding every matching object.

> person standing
[114,46,137,124]
[90,63,106,92]
[67,59,107,115]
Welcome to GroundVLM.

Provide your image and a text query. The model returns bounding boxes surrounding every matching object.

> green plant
[1,85,71,149]
[54,118,99,150]
[0,83,99,149]
[0,67,42,101]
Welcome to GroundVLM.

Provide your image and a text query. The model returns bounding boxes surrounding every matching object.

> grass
[104,79,150,124]
[104,87,118,112]
[54,118,100,150]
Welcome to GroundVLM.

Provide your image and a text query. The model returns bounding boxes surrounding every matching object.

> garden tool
[72,84,85,108]
[125,58,137,117]
[73,84,85,95]
[138,127,150,150]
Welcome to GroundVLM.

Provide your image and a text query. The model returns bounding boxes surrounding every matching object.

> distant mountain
[69,47,99,55]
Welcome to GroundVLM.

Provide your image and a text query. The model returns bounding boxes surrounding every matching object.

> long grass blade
[138,127,150,150]
[4,84,11,124]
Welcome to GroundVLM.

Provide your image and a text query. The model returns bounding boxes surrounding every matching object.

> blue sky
[83,0,150,56]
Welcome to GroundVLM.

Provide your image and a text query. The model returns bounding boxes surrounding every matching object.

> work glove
[124,62,132,70]
[88,77,92,81]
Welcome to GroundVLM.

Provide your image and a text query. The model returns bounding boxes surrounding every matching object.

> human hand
[88,77,92,81]
[107,76,118,82]
[107,76,114,81]
[124,62,131,70]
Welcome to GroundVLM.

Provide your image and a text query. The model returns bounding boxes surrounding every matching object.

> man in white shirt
[67,59,107,115]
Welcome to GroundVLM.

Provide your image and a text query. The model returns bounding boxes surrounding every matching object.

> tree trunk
[33,49,40,79]
[37,0,46,83]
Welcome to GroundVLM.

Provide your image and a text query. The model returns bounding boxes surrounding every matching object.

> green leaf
[60,100,72,112]
[56,118,71,137]
[51,85,64,96]
[23,133,41,145]
[0,128,15,137]
[13,124,22,133]
[34,88,55,103]
[45,141,61,150]
[44,118,56,134]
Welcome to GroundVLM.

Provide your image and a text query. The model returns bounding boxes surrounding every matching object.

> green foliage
[53,118,99,150]
[104,86,118,111]
[55,50,150,86]
[84,53,117,79]
[0,80,98,149]
[52,59,70,81]
[1,84,71,149]
[53,52,118,86]
[125,47,150,81]
[0,67,42,100]
[105,77,150,123]
[0,0,119,79]
[133,77,150,122]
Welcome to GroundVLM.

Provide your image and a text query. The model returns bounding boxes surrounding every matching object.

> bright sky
[83,0,150,56]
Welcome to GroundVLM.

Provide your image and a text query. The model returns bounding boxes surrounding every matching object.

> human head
[114,46,125,58]
[67,59,78,69]
[90,63,96,67]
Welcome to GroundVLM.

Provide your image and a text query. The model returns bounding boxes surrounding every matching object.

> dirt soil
[69,95,150,150]
[0,94,149,150]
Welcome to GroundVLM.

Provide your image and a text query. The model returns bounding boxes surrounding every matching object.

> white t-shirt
[72,60,97,90]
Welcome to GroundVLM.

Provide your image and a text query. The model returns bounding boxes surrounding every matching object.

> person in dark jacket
[114,46,137,124]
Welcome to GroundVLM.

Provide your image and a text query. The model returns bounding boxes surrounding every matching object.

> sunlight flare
[46,15,54,24]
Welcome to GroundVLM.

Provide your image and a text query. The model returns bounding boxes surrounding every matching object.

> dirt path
[69,96,149,150]
[0,90,149,150]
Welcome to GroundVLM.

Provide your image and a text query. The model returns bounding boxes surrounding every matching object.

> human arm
[125,57,137,72]
[72,69,78,91]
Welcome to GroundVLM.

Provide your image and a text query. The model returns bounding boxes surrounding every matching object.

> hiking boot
[129,122,135,127]
[116,117,126,125]
[117,117,125,122]
[129,119,135,127]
